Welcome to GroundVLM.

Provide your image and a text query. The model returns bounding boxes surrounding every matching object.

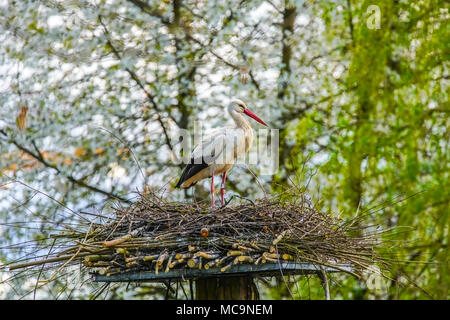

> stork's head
[229,99,267,126]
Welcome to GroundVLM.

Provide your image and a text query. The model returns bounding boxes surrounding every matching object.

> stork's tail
[175,158,208,189]
[175,176,184,189]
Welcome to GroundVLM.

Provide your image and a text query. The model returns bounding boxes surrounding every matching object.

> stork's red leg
[210,175,215,211]
[220,172,227,206]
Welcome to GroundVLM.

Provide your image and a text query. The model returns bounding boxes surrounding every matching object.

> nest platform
[93,261,353,282]
[8,192,387,289]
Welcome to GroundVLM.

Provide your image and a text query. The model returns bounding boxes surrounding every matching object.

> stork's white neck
[227,106,254,154]
[229,109,252,131]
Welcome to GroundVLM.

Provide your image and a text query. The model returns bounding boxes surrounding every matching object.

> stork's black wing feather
[175,157,209,188]
[175,131,227,188]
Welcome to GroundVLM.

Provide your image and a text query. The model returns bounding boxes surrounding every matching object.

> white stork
[175,99,267,210]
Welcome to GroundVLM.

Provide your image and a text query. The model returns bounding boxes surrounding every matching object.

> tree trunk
[195,276,259,300]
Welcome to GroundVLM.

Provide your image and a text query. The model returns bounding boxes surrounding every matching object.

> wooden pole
[195,276,259,300]
[318,268,331,300]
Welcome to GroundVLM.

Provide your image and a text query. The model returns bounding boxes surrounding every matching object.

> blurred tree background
[0,0,448,299]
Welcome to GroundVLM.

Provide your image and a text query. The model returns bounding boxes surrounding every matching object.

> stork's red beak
[243,108,268,126]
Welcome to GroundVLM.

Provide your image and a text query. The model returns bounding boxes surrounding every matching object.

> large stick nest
[8,191,390,280]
